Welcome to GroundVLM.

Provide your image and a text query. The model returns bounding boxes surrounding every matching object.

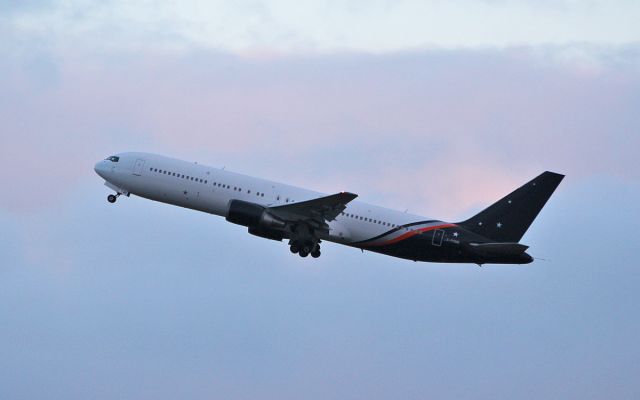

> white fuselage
[94,152,436,246]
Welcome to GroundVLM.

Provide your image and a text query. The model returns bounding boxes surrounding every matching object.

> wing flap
[268,192,358,226]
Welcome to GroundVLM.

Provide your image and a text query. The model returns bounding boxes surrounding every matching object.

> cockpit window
[105,156,120,162]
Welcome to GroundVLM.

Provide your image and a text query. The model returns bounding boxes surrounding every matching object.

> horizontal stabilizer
[468,242,529,257]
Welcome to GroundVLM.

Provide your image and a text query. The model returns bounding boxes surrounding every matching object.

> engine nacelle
[248,226,284,241]
[225,200,286,229]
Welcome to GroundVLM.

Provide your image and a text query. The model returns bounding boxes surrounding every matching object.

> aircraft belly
[365,235,468,262]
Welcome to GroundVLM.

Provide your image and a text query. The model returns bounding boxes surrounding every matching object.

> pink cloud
[0,46,638,213]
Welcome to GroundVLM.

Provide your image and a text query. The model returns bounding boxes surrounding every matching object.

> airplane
[94,152,564,265]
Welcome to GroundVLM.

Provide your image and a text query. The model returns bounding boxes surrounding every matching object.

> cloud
[0,44,638,216]
[3,0,640,54]
[1,171,639,400]
[2,3,640,399]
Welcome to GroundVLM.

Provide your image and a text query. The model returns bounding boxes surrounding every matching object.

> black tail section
[457,171,564,243]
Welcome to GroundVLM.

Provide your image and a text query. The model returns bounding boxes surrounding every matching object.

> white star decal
[497,222,503,228]
[453,232,459,237]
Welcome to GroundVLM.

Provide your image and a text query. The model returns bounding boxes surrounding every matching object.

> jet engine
[226,200,286,230]
[248,226,285,241]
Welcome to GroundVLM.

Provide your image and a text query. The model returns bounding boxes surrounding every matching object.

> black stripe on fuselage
[352,220,438,246]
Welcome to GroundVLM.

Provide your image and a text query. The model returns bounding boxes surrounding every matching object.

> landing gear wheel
[301,242,313,255]
[311,250,321,258]
[299,251,309,258]
[290,245,299,254]
[107,194,117,203]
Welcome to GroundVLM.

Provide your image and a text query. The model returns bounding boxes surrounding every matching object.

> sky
[1,1,639,399]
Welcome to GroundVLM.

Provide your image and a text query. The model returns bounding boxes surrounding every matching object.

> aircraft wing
[268,192,358,229]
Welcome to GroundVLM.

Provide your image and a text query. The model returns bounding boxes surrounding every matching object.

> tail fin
[457,171,564,242]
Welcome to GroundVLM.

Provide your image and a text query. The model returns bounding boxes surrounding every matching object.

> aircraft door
[432,229,444,246]
[133,158,145,176]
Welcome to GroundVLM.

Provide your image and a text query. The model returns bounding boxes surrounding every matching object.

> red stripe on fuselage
[363,224,456,247]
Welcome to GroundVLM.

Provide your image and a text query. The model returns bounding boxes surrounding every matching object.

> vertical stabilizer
[457,171,564,242]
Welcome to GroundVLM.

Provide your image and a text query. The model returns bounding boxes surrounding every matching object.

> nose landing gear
[107,193,120,203]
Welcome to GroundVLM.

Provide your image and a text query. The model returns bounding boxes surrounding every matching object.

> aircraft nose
[94,160,108,178]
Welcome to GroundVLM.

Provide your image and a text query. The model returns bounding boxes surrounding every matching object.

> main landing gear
[289,240,321,258]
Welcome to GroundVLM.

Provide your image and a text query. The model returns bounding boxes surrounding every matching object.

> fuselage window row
[212,181,266,197]
[150,167,207,184]
[340,211,396,228]
[149,168,292,202]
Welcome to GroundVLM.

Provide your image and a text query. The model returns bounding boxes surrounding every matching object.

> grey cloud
[0,170,639,399]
